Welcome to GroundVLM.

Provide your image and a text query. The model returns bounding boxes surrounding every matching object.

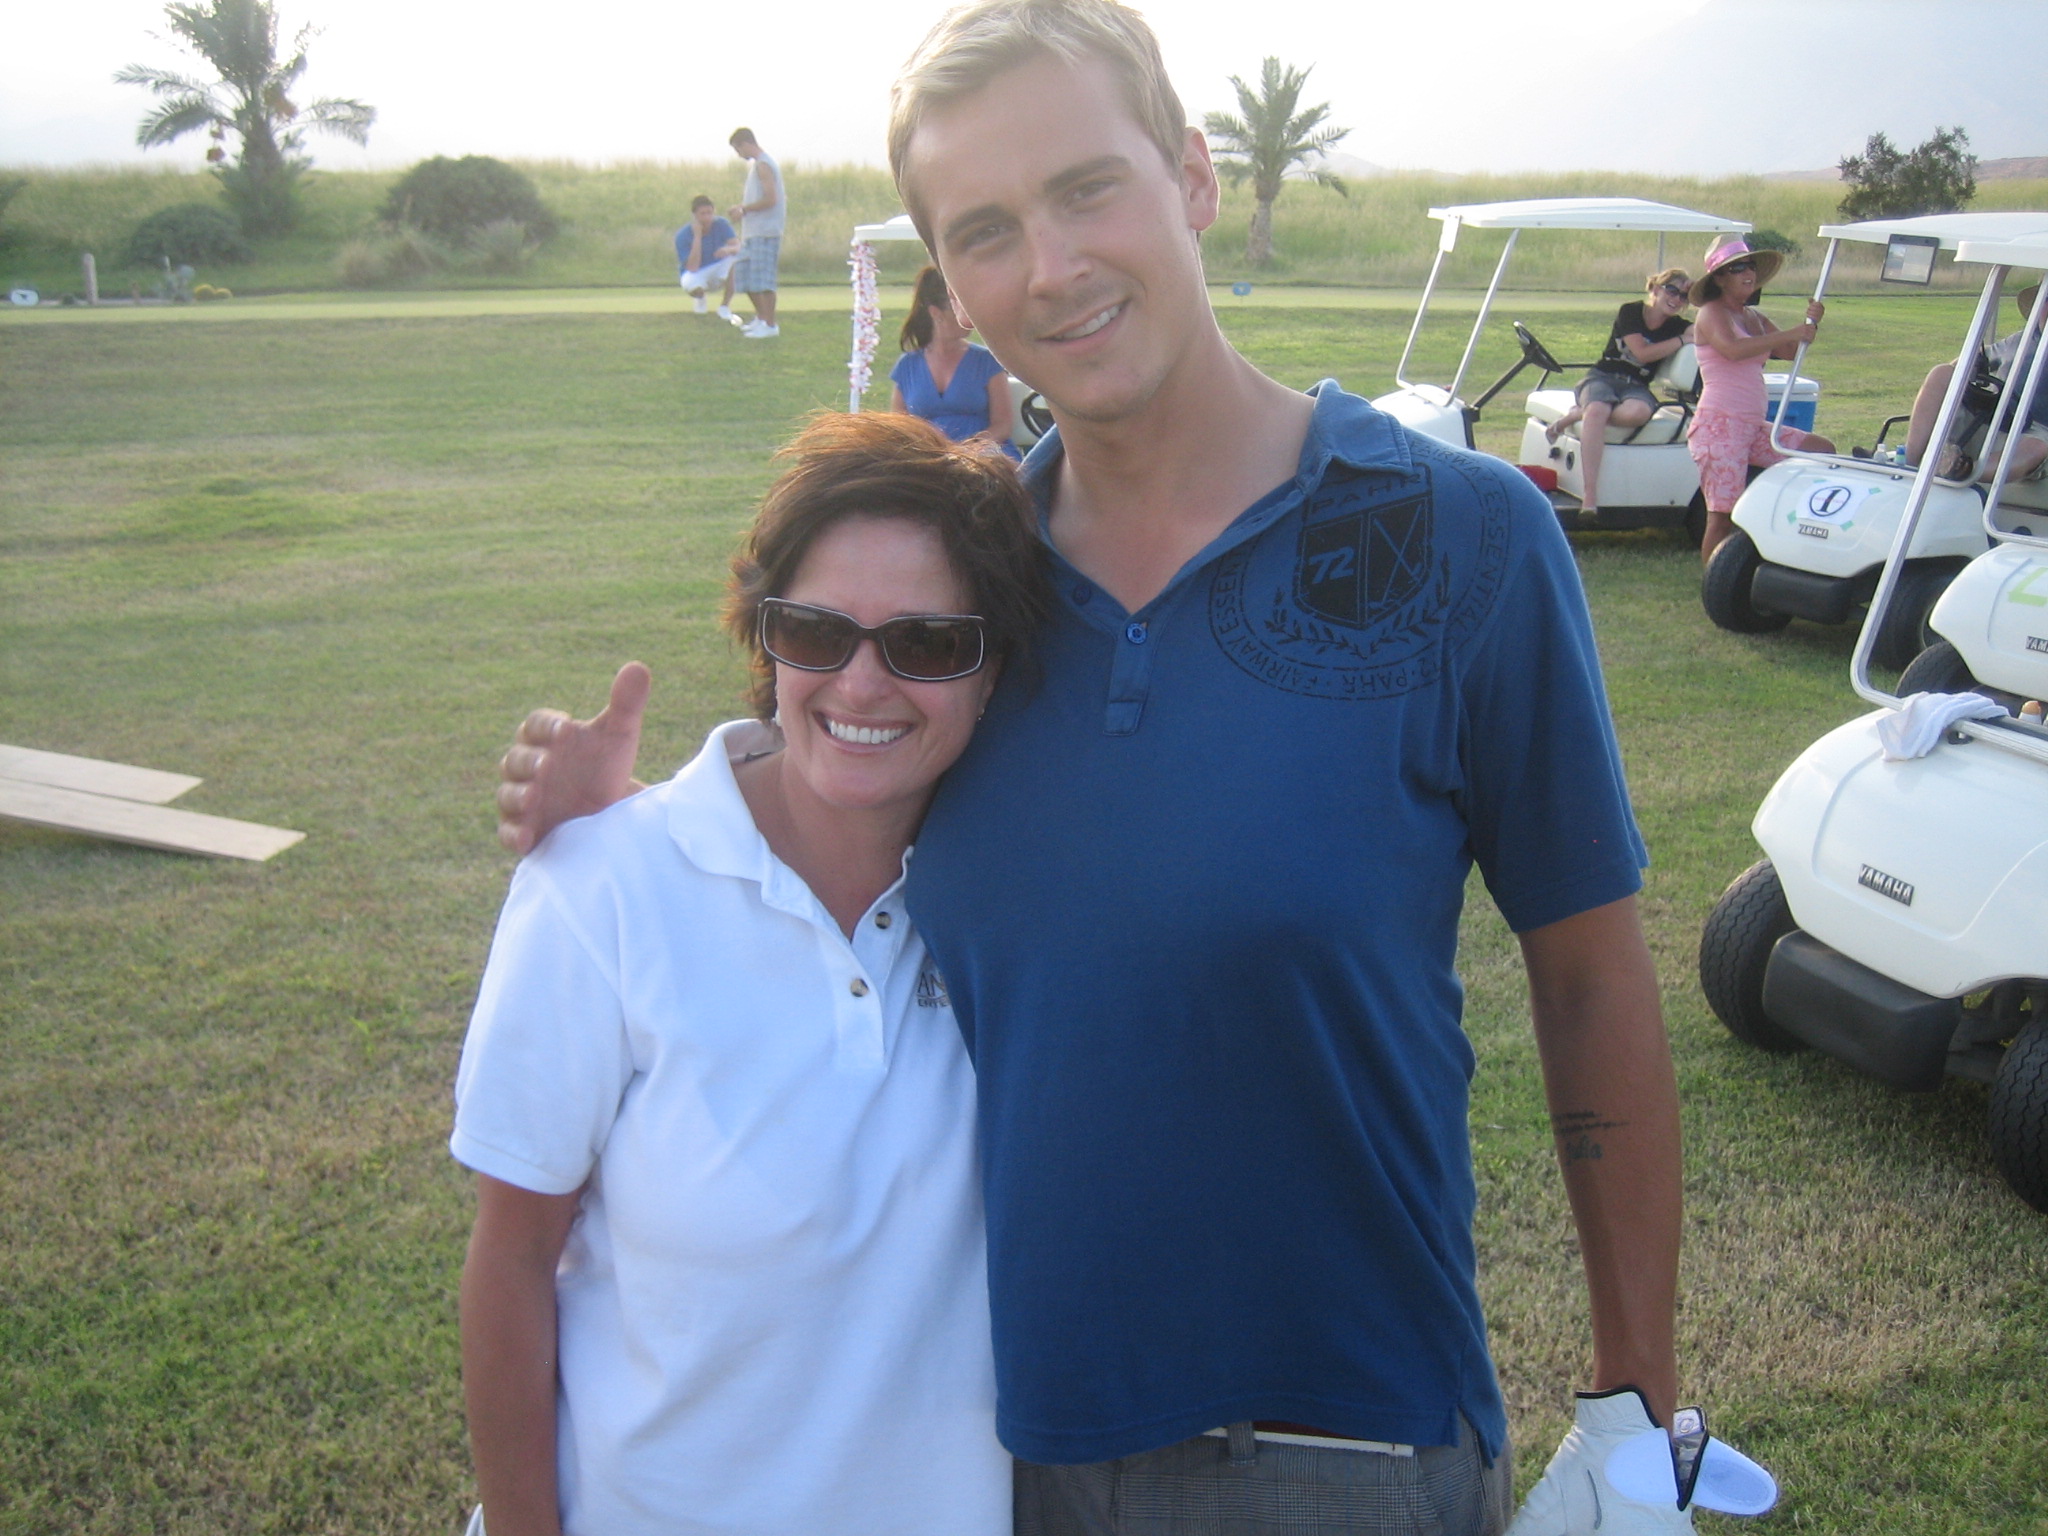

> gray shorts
[1015,1416,1511,1536]
[1575,371,1657,410]
[733,235,780,293]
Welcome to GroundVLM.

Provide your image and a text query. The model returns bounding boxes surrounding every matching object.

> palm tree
[117,0,374,238]
[1202,58,1350,269]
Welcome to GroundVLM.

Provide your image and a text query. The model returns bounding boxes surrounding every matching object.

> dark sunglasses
[1659,282,1690,298]
[758,598,988,682]
[1718,259,1756,276]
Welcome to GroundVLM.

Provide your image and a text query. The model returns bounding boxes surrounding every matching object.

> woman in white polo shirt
[452,414,1050,1536]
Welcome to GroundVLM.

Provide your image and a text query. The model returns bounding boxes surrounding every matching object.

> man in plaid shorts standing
[726,127,785,339]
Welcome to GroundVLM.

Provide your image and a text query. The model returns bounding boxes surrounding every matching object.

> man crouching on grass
[501,3,1698,1532]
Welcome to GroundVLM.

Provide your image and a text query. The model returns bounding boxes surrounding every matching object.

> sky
[4,0,2043,181]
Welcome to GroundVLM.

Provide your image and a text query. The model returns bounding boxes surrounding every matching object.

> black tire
[1683,490,1708,553]
[1988,1016,2048,1214]
[1699,859,1806,1052]
[1896,638,1978,697]
[1869,560,1961,673]
[1701,531,1792,634]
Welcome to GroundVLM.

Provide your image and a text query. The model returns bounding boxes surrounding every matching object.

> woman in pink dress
[1689,237,1835,561]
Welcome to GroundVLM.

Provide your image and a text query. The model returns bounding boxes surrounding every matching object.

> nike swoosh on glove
[1505,1386,1693,1536]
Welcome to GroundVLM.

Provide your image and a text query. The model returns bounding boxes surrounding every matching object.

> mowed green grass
[3,295,2043,1534]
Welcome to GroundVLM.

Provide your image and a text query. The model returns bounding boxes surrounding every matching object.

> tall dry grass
[5,156,2045,296]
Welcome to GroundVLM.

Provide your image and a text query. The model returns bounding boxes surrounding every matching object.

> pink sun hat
[1700,236,1784,289]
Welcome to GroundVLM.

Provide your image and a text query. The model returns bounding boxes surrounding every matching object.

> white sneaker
[742,322,779,338]
[692,294,707,314]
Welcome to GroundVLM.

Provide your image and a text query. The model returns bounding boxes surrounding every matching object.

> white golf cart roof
[1955,234,2048,271]
[853,213,924,243]
[1815,211,2048,249]
[1430,197,1749,236]
[1399,198,1749,402]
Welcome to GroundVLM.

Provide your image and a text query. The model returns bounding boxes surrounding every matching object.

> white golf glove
[1505,1387,1693,1536]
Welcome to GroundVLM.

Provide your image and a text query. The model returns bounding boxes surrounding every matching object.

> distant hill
[1766,155,2048,184]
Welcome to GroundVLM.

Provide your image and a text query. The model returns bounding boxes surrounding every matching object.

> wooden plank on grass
[0,744,202,805]
[0,780,303,861]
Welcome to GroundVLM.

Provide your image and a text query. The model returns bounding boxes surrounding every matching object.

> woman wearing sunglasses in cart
[453,412,1050,1536]
[1690,236,1835,562]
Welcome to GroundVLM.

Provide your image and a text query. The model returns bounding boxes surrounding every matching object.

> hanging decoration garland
[847,239,881,411]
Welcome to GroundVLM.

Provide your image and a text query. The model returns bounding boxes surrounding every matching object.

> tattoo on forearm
[1552,1108,1629,1163]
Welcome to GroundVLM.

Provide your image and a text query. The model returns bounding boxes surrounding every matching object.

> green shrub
[379,155,557,245]
[464,217,539,274]
[0,175,27,252]
[334,225,452,287]
[1748,226,1804,261]
[121,201,251,267]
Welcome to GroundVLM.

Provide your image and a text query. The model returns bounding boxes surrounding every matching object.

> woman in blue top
[890,266,1019,460]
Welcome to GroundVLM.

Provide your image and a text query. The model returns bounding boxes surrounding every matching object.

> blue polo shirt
[906,381,1647,1467]
[675,217,735,273]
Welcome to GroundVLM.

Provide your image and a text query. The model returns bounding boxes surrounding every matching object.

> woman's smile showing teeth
[824,716,911,746]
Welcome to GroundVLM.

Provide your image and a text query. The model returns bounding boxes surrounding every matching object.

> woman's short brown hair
[723,412,1051,720]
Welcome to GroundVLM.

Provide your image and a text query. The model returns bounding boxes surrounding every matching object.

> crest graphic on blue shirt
[1209,455,1509,700]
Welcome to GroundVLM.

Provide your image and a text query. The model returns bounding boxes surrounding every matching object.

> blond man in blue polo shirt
[499,5,1698,1533]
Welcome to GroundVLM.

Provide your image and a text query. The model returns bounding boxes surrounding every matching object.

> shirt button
[1125,622,1148,644]
[850,978,870,998]
[874,911,892,929]
[1071,583,1093,604]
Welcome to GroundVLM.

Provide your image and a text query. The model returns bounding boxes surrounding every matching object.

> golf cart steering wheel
[1018,389,1056,440]
[1514,322,1567,378]
[1963,351,2004,417]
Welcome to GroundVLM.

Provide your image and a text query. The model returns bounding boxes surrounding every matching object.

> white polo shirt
[452,720,1007,1536]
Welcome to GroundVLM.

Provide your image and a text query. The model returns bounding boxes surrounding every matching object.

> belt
[1203,1422,1415,1456]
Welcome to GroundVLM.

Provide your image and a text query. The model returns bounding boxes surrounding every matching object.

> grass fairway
[4,294,2044,1534]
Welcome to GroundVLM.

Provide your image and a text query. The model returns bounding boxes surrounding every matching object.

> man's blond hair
[888,0,1188,244]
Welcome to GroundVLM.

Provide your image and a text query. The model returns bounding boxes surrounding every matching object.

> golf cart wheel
[1683,490,1708,552]
[1988,1013,2048,1214]
[1699,859,1806,1053]
[1896,639,1978,697]
[1701,531,1792,634]
[1870,560,1961,673]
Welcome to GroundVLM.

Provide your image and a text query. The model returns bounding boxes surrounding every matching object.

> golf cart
[1897,245,2048,709]
[1698,239,2048,1214]
[1701,212,2048,670]
[1372,197,1768,539]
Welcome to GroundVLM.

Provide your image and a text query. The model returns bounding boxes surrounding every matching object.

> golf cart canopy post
[848,214,927,413]
[1395,198,1750,401]
[1771,212,2048,456]
[1955,236,2048,551]
[1851,240,2048,771]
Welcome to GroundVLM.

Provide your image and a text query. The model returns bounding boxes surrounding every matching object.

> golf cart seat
[1524,346,1700,447]
[1948,410,2048,524]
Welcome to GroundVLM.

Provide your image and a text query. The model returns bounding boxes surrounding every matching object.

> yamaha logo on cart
[1858,864,1915,906]
[1797,523,1830,539]
[2028,635,2048,655]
